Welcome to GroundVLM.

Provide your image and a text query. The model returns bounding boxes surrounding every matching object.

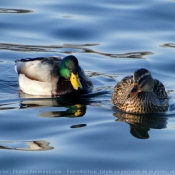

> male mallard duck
[112,68,169,114]
[15,55,93,96]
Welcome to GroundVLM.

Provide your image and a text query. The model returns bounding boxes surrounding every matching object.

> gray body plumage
[15,56,93,96]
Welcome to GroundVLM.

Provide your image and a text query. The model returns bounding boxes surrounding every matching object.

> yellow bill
[70,73,82,90]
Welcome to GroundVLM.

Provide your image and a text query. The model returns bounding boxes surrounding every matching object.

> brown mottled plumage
[112,68,169,114]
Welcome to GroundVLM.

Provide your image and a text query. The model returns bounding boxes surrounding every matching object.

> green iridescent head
[59,55,82,90]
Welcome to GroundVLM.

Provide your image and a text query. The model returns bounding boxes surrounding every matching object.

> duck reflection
[37,104,87,118]
[114,112,168,139]
[19,93,88,118]
[0,140,53,151]
[19,90,109,118]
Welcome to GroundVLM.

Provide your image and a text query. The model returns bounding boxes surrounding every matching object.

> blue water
[0,0,175,174]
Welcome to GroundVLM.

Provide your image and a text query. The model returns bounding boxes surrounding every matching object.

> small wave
[0,43,153,58]
[161,43,175,48]
[0,140,53,151]
[0,8,33,13]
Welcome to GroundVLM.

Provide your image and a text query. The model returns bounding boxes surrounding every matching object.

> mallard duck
[112,68,169,114]
[15,55,93,96]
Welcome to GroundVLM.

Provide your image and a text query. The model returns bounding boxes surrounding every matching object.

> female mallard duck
[15,55,93,96]
[112,68,169,114]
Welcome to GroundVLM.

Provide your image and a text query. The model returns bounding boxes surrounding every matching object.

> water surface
[0,0,175,174]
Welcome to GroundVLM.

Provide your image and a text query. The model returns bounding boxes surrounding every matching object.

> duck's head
[59,55,82,90]
[130,68,154,97]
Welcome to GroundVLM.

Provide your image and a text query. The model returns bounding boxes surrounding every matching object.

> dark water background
[0,0,175,174]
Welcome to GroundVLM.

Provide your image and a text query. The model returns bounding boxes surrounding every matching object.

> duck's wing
[153,79,169,99]
[15,57,62,95]
[15,57,61,82]
[112,75,133,106]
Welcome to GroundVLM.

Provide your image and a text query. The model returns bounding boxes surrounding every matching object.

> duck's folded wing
[153,79,168,99]
[15,57,59,82]
[112,75,133,106]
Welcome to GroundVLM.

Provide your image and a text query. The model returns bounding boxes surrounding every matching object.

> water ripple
[161,43,175,48]
[0,140,53,151]
[0,8,33,14]
[0,43,153,59]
